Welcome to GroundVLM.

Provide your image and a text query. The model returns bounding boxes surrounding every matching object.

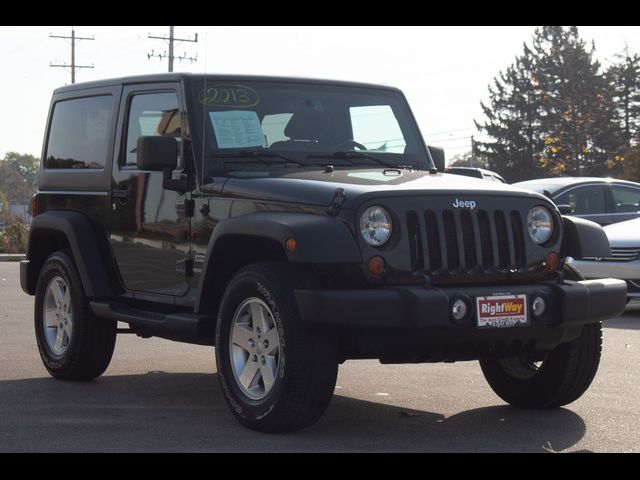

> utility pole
[470,135,475,167]
[148,26,198,72]
[50,27,94,84]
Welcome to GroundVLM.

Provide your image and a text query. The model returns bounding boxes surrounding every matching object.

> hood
[604,217,640,247]
[213,168,550,208]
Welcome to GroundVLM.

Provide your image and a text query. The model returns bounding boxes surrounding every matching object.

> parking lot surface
[1,263,638,452]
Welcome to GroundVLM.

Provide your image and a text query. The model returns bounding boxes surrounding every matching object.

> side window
[555,186,606,214]
[611,186,640,213]
[46,95,112,169]
[125,92,181,167]
[349,105,405,153]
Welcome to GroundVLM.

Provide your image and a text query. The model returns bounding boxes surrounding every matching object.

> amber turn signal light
[368,256,386,276]
[285,238,297,253]
[544,251,560,272]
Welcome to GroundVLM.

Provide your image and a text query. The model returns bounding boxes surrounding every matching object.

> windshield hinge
[184,258,194,278]
[184,198,195,217]
[327,188,347,215]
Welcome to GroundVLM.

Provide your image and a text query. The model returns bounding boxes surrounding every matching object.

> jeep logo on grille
[452,198,477,209]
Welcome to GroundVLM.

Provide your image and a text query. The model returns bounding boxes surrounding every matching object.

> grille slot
[494,211,510,269]
[425,210,442,272]
[442,210,460,271]
[511,211,525,268]
[460,210,477,271]
[477,210,494,269]
[406,211,424,270]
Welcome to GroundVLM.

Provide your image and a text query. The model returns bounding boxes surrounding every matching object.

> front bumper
[295,278,627,329]
[568,258,640,298]
[295,279,627,362]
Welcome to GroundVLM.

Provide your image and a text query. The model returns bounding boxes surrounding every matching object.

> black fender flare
[195,212,362,312]
[561,215,612,259]
[24,210,120,297]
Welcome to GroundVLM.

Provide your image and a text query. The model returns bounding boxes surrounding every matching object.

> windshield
[186,79,431,176]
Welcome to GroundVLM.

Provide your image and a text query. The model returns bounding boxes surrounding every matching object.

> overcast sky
[2,26,639,162]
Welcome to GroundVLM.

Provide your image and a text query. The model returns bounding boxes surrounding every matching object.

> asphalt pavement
[1,262,639,452]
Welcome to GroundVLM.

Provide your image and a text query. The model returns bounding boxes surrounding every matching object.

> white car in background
[568,217,640,302]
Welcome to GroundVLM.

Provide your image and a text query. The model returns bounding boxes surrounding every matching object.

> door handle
[112,189,131,199]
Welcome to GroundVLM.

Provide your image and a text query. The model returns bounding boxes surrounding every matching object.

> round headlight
[527,206,553,244]
[360,206,392,246]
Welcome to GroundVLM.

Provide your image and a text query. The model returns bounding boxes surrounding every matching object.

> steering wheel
[332,139,367,151]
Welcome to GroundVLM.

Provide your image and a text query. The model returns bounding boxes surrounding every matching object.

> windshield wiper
[210,149,309,167]
[307,151,415,170]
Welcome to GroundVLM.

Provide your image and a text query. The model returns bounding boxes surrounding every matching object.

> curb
[0,254,26,262]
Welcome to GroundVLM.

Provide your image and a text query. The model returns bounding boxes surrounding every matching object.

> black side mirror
[427,146,445,173]
[137,136,178,171]
[557,204,573,215]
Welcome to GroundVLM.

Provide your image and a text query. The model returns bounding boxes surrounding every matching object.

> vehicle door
[109,84,191,298]
[554,184,611,225]
[609,184,640,224]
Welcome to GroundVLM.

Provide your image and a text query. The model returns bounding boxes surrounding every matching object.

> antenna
[201,32,208,193]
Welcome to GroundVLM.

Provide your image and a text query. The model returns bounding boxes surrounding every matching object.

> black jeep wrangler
[22,74,627,432]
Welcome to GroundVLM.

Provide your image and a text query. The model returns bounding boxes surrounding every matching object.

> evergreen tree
[475,49,543,182]
[476,26,626,180]
[606,48,640,148]
[531,26,619,177]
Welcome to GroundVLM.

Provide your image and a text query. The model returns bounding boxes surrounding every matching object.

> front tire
[480,322,602,408]
[480,263,602,408]
[215,263,338,433]
[34,251,116,380]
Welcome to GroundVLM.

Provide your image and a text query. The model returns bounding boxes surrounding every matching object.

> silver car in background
[568,217,640,301]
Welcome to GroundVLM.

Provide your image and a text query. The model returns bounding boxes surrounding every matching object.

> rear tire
[34,250,116,380]
[215,262,338,433]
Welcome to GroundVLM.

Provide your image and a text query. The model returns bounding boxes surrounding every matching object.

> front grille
[609,247,640,261]
[407,207,527,275]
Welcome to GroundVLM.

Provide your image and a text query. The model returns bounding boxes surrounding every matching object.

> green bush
[0,219,29,254]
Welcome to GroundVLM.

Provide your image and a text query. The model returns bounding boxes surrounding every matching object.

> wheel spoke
[62,316,73,339]
[262,327,279,355]
[232,325,253,350]
[238,360,259,390]
[44,307,59,328]
[250,302,270,333]
[51,280,65,309]
[54,325,65,351]
[63,286,71,314]
[260,356,277,392]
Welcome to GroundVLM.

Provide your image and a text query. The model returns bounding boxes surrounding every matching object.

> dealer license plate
[476,294,528,328]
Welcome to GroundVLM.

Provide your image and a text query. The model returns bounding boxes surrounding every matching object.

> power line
[423,126,476,136]
[427,135,474,143]
[49,26,94,84]
[148,26,198,72]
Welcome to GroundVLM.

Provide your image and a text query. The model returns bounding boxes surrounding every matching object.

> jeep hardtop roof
[53,73,402,95]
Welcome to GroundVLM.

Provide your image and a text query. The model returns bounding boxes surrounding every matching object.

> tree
[530,26,620,177]
[475,45,545,182]
[0,191,9,222]
[0,152,39,205]
[476,26,627,181]
[606,48,640,148]
[622,146,640,182]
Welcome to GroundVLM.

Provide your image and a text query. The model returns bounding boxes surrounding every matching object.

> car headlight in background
[527,206,553,244]
[360,206,392,246]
